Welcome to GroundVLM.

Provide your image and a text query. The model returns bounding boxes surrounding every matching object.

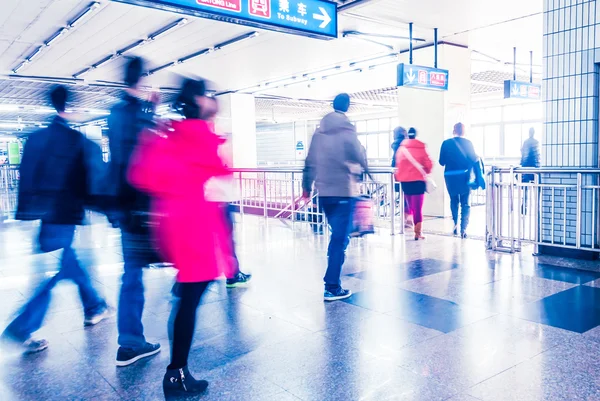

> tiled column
[542,0,599,254]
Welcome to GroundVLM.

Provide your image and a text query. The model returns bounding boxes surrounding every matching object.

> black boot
[163,366,208,396]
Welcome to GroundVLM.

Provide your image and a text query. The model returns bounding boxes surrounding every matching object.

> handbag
[401,147,437,193]
[351,195,375,237]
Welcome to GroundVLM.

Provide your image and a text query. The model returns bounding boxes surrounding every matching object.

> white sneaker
[23,338,49,354]
[84,306,115,327]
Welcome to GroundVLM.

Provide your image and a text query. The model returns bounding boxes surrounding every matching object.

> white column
[216,93,257,168]
[397,44,471,217]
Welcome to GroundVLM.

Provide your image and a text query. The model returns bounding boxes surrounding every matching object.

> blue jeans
[321,197,355,291]
[117,230,156,349]
[450,192,471,232]
[223,203,240,277]
[3,224,105,342]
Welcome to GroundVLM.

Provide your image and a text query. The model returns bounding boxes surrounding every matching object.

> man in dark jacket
[520,127,541,181]
[108,57,161,366]
[302,93,367,301]
[2,86,110,354]
[439,122,478,238]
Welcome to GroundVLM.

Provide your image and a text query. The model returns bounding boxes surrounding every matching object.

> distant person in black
[2,85,111,354]
[520,127,540,214]
[439,122,478,238]
[520,127,541,181]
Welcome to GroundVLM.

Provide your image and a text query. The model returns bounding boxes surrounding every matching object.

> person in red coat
[394,127,434,240]
[127,79,232,396]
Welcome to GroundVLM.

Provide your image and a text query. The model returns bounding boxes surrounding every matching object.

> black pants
[168,281,210,370]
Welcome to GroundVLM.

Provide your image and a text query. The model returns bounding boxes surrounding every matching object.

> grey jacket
[302,111,368,197]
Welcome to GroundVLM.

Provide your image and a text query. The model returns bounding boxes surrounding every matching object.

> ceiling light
[0,105,20,112]
[26,46,43,62]
[148,62,175,75]
[12,61,27,74]
[73,67,92,78]
[117,40,145,55]
[45,28,68,47]
[214,31,259,50]
[92,54,116,69]
[265,76,298,87]
[69,1,100,28]
[177,47,212,64]
[349,53,398,68]
[149,18,188,41]
[322,68,363,80]
[302,65,341,78]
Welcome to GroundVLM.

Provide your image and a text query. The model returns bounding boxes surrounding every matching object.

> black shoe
[453,225,459,236]
[116,342,161,367]
[163,366,208,396]
[226,272,252,288]
[324,288,352,302]
[461,232,468,239]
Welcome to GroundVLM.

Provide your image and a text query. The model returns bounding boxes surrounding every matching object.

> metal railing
[231,168,404,235]
[486,167,600,253]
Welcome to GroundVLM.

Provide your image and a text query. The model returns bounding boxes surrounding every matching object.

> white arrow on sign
[511,84,519,95]
[405,68,416,83]
[313,7,331,29]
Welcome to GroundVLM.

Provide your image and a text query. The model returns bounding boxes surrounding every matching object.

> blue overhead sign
[504,80,541,100]
[397,64,449,91]
[115,0,338,39]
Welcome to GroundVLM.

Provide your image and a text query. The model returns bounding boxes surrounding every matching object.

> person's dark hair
[333,93,350,113]
[408,127,417,139]
[175,79,206,119]
[453,122,464,136]
[393,126,407,141]
[124,57,144,88]
[50,85,69,113]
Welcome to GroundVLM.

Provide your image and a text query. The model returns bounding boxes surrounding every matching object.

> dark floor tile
[347,288,494,333]
[513,286,600,333]
[522,263,600,284]
[347,258,459,283]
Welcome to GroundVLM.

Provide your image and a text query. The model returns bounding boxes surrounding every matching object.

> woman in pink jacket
[394,127,434,240]
[128,79,232,396]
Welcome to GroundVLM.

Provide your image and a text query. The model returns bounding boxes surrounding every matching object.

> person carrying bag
[394,127,434,240]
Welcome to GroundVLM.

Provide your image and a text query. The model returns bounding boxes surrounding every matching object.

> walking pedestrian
[394,127,434,240]
[127,78,232,396]
[439,122,478,238]
[520,127,540,214]
[1,85,111,354]
[202,100,252,288]
[302,93,368,301]
[107,57,161,366]
[391,126,412,227]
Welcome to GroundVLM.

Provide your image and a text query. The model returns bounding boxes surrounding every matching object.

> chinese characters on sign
[503,80,541,100]
[197,0,242,12]
[249,0,270,17]
[117,0,337,39]
[397,63,449,91]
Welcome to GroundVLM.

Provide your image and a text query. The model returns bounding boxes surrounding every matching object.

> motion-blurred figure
[1,86,111,354]
[107,57,161,366]
[439,122,478,238]
[203,97,252,288]
[520,127,540,214]
[302,93,368,301]
[128,79,232,396]
[391,126,413,228]
[394,127,434,240]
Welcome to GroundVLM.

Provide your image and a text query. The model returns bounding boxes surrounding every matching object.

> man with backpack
[439,122,478,238]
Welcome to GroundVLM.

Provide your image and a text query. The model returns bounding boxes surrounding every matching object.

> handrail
[490,166,600,174]
[231,167,395,174]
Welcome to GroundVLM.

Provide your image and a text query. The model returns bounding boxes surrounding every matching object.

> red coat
[127,119,233,283]
[394,139,434,182]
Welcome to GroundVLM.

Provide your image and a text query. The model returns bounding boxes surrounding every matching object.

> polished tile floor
[1,216,600,401]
